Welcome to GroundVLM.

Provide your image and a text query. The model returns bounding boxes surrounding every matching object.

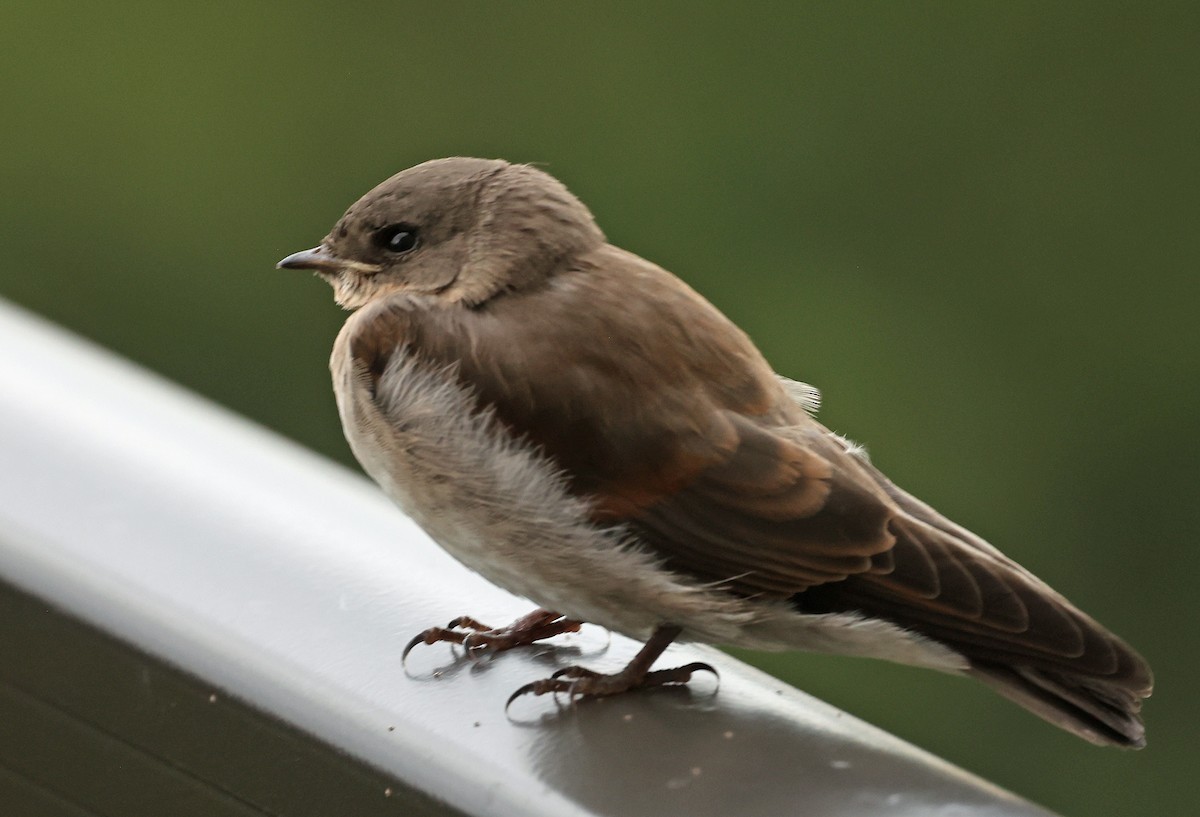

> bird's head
[277,157,604,309]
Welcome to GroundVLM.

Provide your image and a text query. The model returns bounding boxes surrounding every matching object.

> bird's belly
[331,345,665,632]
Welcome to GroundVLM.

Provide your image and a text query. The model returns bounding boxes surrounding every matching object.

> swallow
[279,157,1152,746]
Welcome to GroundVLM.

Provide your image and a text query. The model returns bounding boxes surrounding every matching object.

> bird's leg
[506,624,716,708]
[403,608,582,663]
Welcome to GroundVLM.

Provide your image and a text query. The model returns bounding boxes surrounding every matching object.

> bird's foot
[506,660,717,710]
[402,608,582,664]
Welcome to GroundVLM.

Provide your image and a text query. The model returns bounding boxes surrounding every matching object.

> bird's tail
[967,661,1149,748]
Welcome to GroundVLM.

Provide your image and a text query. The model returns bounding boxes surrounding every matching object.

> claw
[635,661,719,691]
[681,661,718,680]
[408,608,581,668]
[401,632,430,667]
[506,659,717,713]
[447,616,492,631]
[505,679,559,713]
[402,634,423,663]
[401,626,468,668]
[550,665,598,681]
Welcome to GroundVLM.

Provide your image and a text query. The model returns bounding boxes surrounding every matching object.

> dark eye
[375,224,419,254]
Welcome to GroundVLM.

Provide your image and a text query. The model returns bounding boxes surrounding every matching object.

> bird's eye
[375,224,419,254]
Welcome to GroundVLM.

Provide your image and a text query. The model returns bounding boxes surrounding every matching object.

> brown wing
[633,418,898,594]
[625,387,1152,744]
[807,469,1151,687]
[814,467,1153,746]
[632,413,1148,685]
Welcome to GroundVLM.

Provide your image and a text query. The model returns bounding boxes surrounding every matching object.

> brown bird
[278,157,1152,747]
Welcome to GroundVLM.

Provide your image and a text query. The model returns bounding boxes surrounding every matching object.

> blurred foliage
[1,2,1196,814]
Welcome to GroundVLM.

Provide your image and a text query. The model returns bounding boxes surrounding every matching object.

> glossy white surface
[0,299,1054,816]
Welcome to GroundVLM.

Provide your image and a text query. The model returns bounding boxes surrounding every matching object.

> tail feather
[969,661,1148,748]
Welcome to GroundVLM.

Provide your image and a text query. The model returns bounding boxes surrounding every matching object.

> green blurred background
[2,2,1195,814]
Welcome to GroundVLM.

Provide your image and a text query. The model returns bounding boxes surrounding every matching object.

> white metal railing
[0,298,1056,817]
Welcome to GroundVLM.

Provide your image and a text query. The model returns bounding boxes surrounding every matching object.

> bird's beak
[276,246,383,276]
[276,245,345,273]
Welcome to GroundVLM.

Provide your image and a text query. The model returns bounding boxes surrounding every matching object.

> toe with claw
[402,608,582,666]
[504,624,718,711]
[506,659,717,710]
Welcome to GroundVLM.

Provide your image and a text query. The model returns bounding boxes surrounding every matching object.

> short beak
[276,245,344,273]
[276,245,383,276]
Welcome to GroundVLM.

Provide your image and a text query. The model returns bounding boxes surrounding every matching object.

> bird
[278,157,1152,747]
